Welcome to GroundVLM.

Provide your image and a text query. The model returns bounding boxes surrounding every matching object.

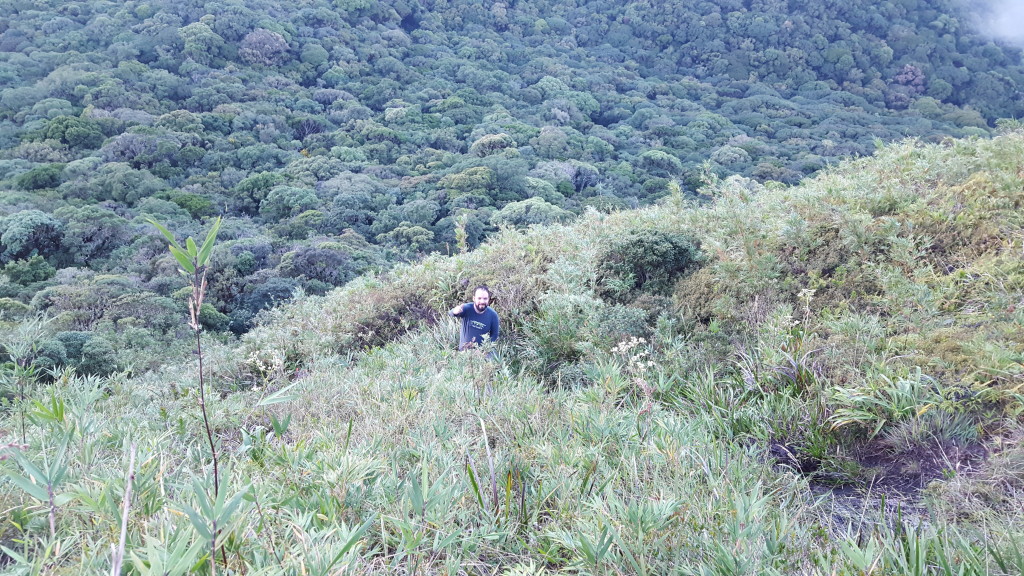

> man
[449,285,500,352]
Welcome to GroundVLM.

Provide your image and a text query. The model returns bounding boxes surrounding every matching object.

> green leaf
[186,237,198,259]
[4,470,49,501]
[197,217,221,267]
[256,382,298,407]
[318,515,375,576]
[146,218,185,252]
[219,484,249,525]
[0,546,29,565]
[192,479,215,519]
[181,504,213,540]
[169,245,196,274]
[465,461,484,510]
[13,452,48,485]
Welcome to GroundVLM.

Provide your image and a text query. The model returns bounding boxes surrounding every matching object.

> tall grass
[3,130,1024,573]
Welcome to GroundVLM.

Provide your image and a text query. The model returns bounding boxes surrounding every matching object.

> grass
[2,129,1024,573]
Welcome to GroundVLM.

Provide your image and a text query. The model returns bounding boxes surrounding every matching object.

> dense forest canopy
[1,0,1022,370]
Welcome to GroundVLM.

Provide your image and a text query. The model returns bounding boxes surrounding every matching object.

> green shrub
[0,297,31,320]
[522,293,600,378]
[3,255,56,286]
[32,338,68,372]
[54,331,118,376]
[199,303,230,332]
[597,229,704,303]
[78,334,117,376]
[15,163,65,190]
[590,304,651,348]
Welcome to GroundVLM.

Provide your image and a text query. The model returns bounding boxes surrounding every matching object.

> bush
[55,331,92,362]
[199,303,230,332]
[597,229,704,303]
[15,163,65,190]
[32,338,68,373]
[590,304,654,348]
[53,331,118,376]
[522,293,600,377]
[245,277,301,316]
[3,255,56,286]
[79,336,117,376]
[0,297,31,320]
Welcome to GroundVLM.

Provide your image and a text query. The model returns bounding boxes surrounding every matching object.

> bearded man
[449,285,500,352]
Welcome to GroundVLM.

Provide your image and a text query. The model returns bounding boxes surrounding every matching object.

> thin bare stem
[195,328,219,494]
[111,444,136,576]
[18,361,27,446]
[48,483,56,538]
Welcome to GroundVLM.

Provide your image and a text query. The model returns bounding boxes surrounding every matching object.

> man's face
[473,289,490,312]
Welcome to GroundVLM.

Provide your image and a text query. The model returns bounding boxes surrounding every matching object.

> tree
[469,133,515,157]
[259,186,319,222]
[42,116,105,150]
[0,210,64,263]
[180,22,227,66]
[53,205,132,267]
[3,255,56,286]
[15,164,65,190]
[240,29,290,65]
[490,197,573,228]
[376,223,435,254]
[278,244,356,286]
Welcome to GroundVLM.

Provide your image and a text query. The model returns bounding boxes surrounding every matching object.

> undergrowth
[2,129,1023,574]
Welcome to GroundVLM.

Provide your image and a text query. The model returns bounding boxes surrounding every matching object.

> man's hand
[450,304,464,316]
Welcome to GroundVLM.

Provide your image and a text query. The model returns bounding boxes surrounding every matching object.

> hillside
[1,128,1022,574]
[2,0,1024,369]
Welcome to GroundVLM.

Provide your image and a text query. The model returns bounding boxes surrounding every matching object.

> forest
[1,0,1023,372]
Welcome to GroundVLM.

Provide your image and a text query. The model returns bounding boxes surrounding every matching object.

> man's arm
[490,311,500,342]
[450,303,466,316]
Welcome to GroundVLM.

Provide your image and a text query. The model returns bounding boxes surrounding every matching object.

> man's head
[473,285,491,313]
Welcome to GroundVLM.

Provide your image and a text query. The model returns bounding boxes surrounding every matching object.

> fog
[970,0,1024,47]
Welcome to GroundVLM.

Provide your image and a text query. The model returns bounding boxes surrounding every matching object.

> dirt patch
[774,438,989,533]
[852,440,988,497]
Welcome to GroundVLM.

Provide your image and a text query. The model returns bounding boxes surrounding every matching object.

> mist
[969,0,1024,47]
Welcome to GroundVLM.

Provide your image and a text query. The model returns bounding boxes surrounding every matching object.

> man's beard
[474,303,487,313]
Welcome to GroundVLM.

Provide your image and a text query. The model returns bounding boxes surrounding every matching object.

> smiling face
[473,288,490,313]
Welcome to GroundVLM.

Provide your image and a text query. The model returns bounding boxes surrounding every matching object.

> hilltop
[1,129,1022,574]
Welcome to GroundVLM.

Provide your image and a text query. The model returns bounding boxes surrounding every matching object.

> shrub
[15,163,65,190]
[521,293,600,378]
[3,255,56,286]
[597,229,704,303]
[0,297,31,320]
[53,331,118,376]
[244,277,301,316]
[32,338,68,372]
[590,304,652,349]
[199,303,230,332]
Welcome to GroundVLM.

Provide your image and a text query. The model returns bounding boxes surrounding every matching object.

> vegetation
[1,0,1023,362]
[1,122,1022,573]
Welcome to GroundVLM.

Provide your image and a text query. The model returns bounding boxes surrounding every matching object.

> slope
[1,127,1023,573]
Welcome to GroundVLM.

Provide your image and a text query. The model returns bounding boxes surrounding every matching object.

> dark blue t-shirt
[454,303,499,350]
